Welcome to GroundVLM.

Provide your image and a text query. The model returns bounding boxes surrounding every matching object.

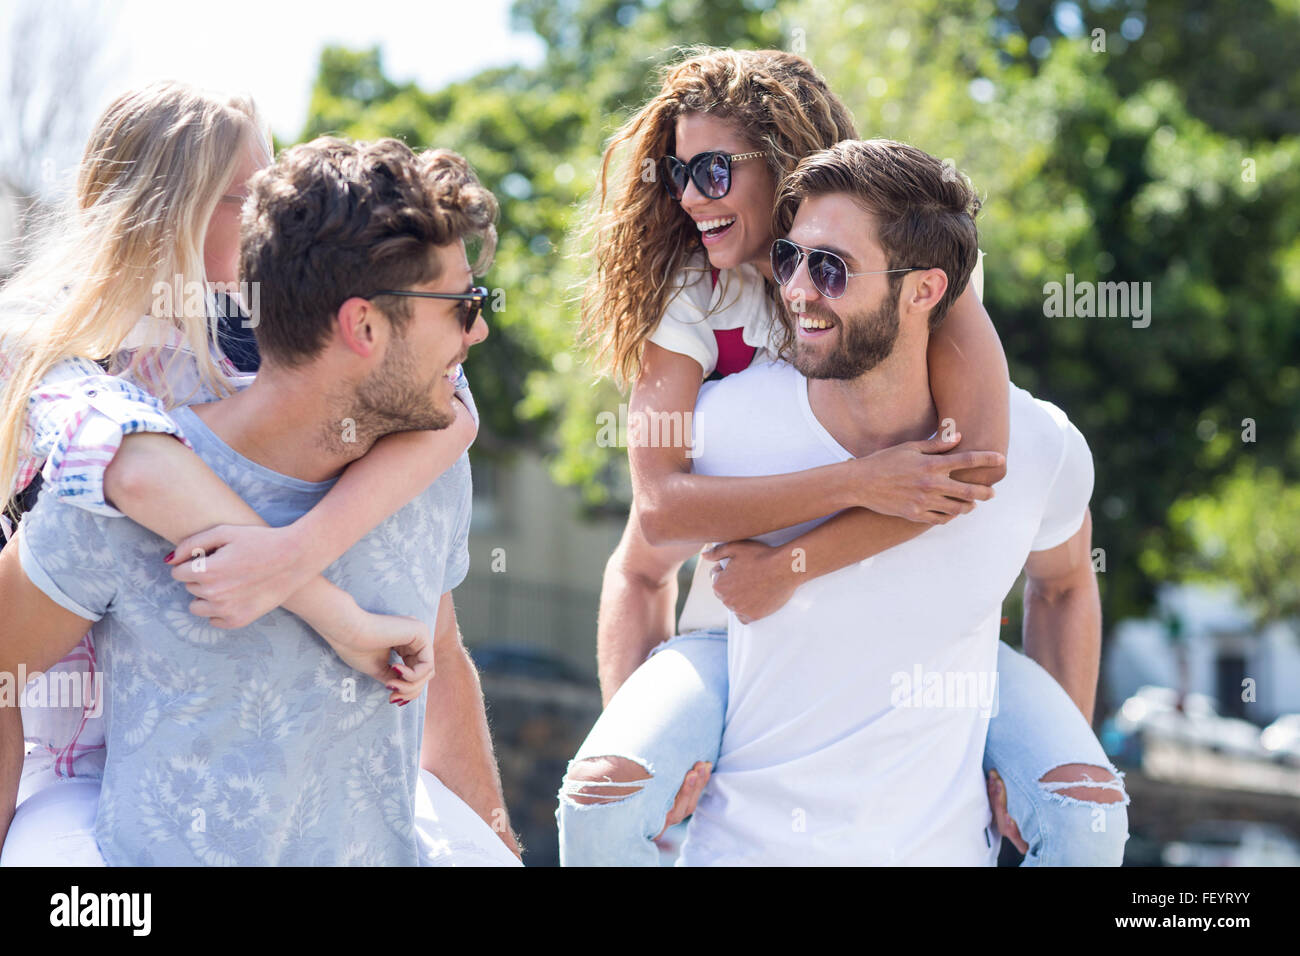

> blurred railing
[455,571,601,679]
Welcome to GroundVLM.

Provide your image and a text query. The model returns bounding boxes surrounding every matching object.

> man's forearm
[1021,575,1102,722]
[420,634,517,855]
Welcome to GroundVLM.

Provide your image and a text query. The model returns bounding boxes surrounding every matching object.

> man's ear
[336,296,384,358]
[904,268,949,317]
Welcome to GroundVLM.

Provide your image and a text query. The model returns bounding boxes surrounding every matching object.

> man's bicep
[423,590,466,758]
[433,591,460,649]
[1030,418,1094,552]
[0,543,95,675]
[1024,509,1093,590]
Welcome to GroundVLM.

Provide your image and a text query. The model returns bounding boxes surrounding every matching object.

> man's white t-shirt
[677,360,1093,866]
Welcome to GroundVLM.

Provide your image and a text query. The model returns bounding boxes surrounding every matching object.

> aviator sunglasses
[770,238,926,299]
[660,149,765,200]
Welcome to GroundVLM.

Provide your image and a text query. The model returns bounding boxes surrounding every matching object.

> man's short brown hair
[773,138,981,333]
[241,137,498,366]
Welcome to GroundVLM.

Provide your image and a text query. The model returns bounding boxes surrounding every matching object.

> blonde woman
[558,49,1128,865]
[0,83,484,858]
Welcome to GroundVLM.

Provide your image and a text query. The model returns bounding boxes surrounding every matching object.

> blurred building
[457,449,628,678]
[1106,583,1300,724]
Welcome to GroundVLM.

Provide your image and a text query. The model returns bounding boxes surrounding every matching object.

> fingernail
[164,551,174,562]
[386,685,398,692]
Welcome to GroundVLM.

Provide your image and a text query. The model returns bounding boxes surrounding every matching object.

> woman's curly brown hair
[242,136,498,366]
[577,47,857,388]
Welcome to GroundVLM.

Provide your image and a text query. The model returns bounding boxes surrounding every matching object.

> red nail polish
[386,685,397,692]
[164,551,174,562]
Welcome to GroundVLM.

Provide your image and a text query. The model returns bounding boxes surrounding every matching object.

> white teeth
[696,217,736,232]
[799,316,834,330]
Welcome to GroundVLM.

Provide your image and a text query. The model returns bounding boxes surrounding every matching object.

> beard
[789,293,901,380]
[349,335,456,441]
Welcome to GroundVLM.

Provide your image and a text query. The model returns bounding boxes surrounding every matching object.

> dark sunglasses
[362,285,489,332]
[660,149,765,201]
[770,238,925,299]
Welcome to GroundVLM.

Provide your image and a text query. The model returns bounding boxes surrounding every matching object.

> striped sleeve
[28,359,191,518]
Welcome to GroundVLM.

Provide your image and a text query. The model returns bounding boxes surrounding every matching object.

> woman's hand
[321,607,435,704]
[704,539,800,624]
[850,434,1004,524]
[167,523,321,629]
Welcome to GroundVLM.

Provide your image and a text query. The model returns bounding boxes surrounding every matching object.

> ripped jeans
[557,631,1129,866]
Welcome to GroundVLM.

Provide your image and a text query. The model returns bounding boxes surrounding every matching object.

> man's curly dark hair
[241,136,498,366]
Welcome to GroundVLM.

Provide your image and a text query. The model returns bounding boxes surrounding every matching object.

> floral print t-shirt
[16,405,471,866]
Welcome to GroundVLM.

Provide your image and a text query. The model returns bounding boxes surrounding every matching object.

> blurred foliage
[298,0,1300,624]
[1165,461,1300,625]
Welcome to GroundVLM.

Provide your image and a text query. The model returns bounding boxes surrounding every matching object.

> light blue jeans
[558,631,1129,866]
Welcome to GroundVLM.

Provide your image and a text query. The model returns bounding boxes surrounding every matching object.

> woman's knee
[1032,763,1130,866]
[559,754,655,807]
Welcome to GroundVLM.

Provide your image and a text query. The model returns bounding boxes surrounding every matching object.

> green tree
[1163,461,1300,625]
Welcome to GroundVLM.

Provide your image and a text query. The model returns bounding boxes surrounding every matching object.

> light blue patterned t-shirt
[17,404,471,866]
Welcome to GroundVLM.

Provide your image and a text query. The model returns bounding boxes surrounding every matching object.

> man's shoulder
[691,361,806,476]
[1009,384,1084,451]
[404,451,472,525]
[429,451,472,501]
[697,358,799,409]
[1007,384,1093,511]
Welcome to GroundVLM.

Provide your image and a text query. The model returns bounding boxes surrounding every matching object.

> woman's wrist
[285,509,339,580]
[283,576,363,647]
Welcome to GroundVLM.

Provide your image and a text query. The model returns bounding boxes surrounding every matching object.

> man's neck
[806,335,938,458]
[190,367,373,482]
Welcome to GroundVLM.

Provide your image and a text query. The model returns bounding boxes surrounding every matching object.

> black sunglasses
[770,238,925,299]
[660,149,765,201]
[362,285,489,332]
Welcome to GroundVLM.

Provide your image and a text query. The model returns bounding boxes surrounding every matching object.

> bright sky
[5,0,545,142]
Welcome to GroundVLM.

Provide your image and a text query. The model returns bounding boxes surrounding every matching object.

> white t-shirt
[677,360,1092,866]
[664,252,986,634]
[646,254,780,380]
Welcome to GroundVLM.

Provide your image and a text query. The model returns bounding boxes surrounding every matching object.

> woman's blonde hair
[0,80,272,508]
[578,47,858,387]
